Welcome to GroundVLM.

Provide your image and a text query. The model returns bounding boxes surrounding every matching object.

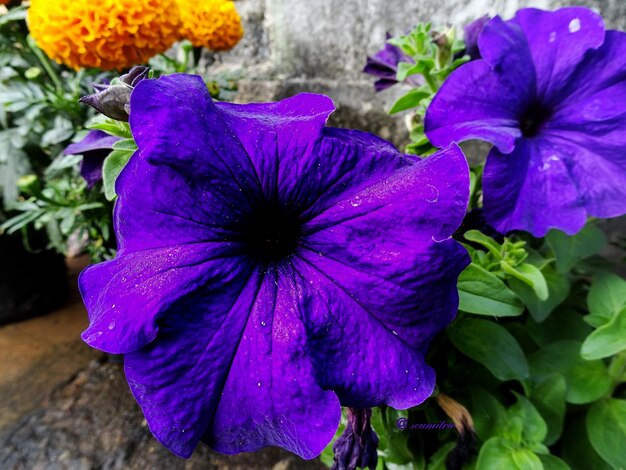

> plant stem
[422,70,438,93]
[26,35,63,93]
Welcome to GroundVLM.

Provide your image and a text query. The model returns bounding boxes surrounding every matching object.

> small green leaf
[458,263,524,317]
[88,118,133,139]
[586,399,626,469]
[112,138,138,152]
[102,150,134,201]
[528,341,612,404]
[464,230,501,257]
[530,374,566,445]
[546,225,607,273]
[476,437,543,470]
[586,272,626,324]
[470,387,508,441]
[509,265,570,322]
[502,262,549,301]
[581,307,626,360]
[389,88,431,114]
[448,318,529,381]
[508,393,547,444]
[538,454,571,470]
[396,61,432,81]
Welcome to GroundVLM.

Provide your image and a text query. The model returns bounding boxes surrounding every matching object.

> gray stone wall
[209,0,625,146]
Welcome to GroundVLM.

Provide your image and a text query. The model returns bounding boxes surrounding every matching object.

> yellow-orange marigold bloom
[27,0,181,71]
[176,0,243,51]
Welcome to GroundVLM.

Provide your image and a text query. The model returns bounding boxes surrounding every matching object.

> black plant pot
[0,232,68,325]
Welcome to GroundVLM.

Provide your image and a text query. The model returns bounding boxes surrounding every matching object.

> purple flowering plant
[79,72,470,462]
[66,5,626,470]
[359,6,626,470]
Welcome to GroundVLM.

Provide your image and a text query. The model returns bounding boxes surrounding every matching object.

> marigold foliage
[177,0,243,51]
[27,0,181,70]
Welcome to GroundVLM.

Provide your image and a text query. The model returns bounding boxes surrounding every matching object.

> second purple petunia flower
[426,7,626,236]
[79,74,470,459]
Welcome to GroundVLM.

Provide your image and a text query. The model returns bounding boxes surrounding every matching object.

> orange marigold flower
[27,0,181,70]
[176,0,243,51]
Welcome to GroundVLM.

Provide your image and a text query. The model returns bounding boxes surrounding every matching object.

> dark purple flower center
[239,201,302,263]
[519,103,552,138]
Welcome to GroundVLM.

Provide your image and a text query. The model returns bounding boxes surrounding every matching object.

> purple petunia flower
[425,7,626,236]
[79,74,470,459]
[364,34,421,91]
[64,130,120,188]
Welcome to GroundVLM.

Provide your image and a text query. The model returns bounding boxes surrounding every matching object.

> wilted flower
[80,67,149,121]
[364,34,421,91]
[426,7,626,236]
[332,408,379,470]
[64,130,119,188]
[27,0,180,70]
[79,74,469,458]
[176,0,243,51]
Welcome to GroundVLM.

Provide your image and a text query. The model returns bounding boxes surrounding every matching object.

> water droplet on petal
[257,382,262,387]
[392,330,398,336]
[108,321,116,330]
[350,196,363,207]
[261,321,266,327]
[569,18,581,33]
[549,31,557,42]
[425,184,439,203]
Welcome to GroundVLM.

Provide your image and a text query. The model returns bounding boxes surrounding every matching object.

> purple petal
[511,7,605,103]
[425,59,525,152]
[65,130,120,155]
[463,15,490,60]
[129,74,263,197]
[206,267,341,458]
[79,151,108,188]
[65,130,120,188]
[299,144,470,408]
[482,138,586,236]
[216,100,408,219]
[79,244,246,354]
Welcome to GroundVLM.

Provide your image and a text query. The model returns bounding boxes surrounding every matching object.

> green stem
[422,70,438,93]
[26,35,63,93]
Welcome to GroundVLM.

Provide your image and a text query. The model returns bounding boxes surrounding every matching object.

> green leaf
[508,393,547,444]
[586,399,626,469]
[509,265,570,322]
[528,341,612,404]
[581,307,626,360]
[546,225,607,273]
[88,118,133,139]
[458,263,524,317]
[102,149,133,201]
[538,455,571,470]
[502,262,549,301]
[562,416,612,470]
[396,60,433,81]
[476,437,543,470]
[448,318,529,381]
[112,138,138,152]
[389,88,431,114]
[427,442,456,470]
[470,387,508,441]
[464,230,501,257]
[530,374,566,445]
[586,272,626,326]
